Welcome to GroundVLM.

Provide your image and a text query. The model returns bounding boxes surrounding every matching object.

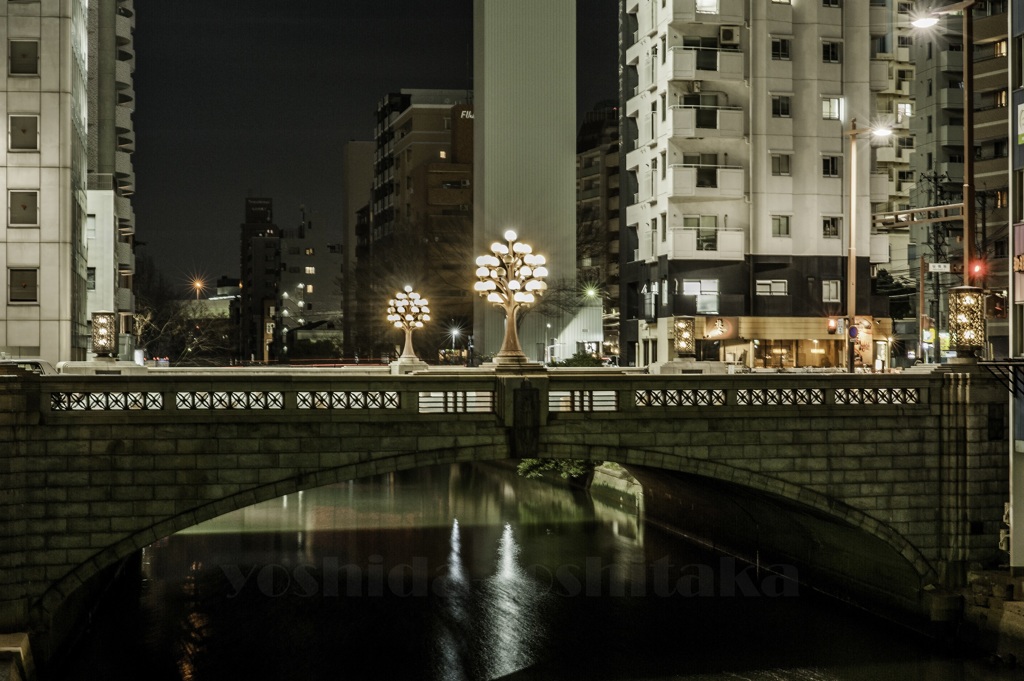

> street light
[912,1,976,284]
[387,285,430,361]
[474,229,548,364]
[449,326,460,363]
[844,118,892,372]
[913,1,983,355]
[192,278,205,301]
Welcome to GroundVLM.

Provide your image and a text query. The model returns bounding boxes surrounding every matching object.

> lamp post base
[390,357,429,375]
[481,354,547,373]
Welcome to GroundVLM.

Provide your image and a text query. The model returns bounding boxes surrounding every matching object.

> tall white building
[474,0,601,362]
[621,0,897,370]
[0,0,90,363]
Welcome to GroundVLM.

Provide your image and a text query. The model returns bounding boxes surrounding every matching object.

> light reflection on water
[57,463,1024,681]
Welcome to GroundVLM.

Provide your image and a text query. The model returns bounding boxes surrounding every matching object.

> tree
[133,254,236,365]
[874,269,916,320]
[516,458,595,480]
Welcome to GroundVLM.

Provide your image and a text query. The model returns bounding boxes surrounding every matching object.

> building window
[305,247,315,255]
[771,153,792,176]
[8,268,38,303]
[822,41,841,63]
[822,0,840,6]
[9,115,38,151]
[822,279,841,302]
[822,156,840,178]
[9,40,38,76]
[306,284,313,294]
[756,279,788,296]
[771,0,791,3]
[683,279,719,314]
[696,0,719,11]
[822,216,842,238]
[86,267,96,291]
[897,35,913,48]
[9,190,38,226]
[771,38,791,60]
[896,103,912,124]
[439,150,446,159]
[304,266,315,274]
[994,40,1007,58]
[897,1,913,13]
[660,213,667,242]
[821,97,841,120]
[771,215,791,237]
[684,215,718,250]
[771,95,792,118]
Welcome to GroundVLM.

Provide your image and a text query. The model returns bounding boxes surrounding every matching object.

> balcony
[668,105,743,139]
[939,88,964,111]
[668,163,744,199]
[116,241,135,275]
[116,287,134,312]
[869,59,889,92]
[669,47,744,83]
[869,172,889,204]
[666,227,744,261]
[938,125,964,147]
[667,0,744,24]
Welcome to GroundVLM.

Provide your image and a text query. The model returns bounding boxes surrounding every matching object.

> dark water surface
[57,463,1022,680]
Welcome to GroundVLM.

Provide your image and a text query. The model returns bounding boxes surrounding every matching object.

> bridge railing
[29,370,938,425]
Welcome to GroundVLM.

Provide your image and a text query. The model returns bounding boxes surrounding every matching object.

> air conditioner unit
[719,26,740,46]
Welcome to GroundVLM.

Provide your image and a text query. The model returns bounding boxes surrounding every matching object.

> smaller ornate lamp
[948,286,985,356]
[387,285,430,361]
[91,311,117,358]
[674,317,695,356]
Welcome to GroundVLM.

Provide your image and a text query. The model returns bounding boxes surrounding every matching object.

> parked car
[0,358,58,375]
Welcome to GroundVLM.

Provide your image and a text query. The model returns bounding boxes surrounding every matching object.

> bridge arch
[542,443,939,586]
[34,442,937,629]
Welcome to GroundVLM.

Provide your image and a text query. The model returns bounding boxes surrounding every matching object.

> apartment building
[0,0,90,363]
[620,0,898,370]
[577,102,623,357]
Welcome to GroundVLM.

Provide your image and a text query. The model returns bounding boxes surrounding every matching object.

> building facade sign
[702,316,739,340]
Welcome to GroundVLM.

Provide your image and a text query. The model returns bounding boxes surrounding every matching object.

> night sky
[131,1,620,292]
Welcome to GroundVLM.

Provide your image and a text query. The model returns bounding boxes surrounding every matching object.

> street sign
[929,262,951,273]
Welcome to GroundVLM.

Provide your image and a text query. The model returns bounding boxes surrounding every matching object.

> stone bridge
[0,362,1009,667]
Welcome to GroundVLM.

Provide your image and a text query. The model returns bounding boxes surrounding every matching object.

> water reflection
[58,463,1024,681]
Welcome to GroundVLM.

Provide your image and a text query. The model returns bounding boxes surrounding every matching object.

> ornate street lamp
[474,230,548,364]
[387,285,430,361]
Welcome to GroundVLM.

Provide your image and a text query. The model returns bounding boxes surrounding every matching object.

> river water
[58,463,1022,680]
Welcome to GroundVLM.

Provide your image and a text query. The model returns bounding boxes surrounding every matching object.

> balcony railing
[668,104,743,139]
[669,164,744,198]
[669,46,744,82]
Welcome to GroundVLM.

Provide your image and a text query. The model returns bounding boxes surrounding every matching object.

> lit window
[439,150,447,159]
[304,266,315,275]
[822,280,841,302]
[771,215,791,237]
[821,97,841,120]
[305,247,315,255]
[8,268,38,303]
[306,284,313,294]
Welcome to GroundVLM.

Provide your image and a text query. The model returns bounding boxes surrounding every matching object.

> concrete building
[620,0,900,370]
[0,0,90,363]
[909,2,1010,362]
[576,102,622,358]
[239,198,278,363]
[474,0,601,363]
[274,206,344,360]
[86,0,135,360]
[352,89,474,360]
[341,140,373,359]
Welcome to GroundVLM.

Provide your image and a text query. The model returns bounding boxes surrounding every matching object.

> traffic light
[987,292,1007,319]
[827,318,838,334]
[971,260,986,278]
